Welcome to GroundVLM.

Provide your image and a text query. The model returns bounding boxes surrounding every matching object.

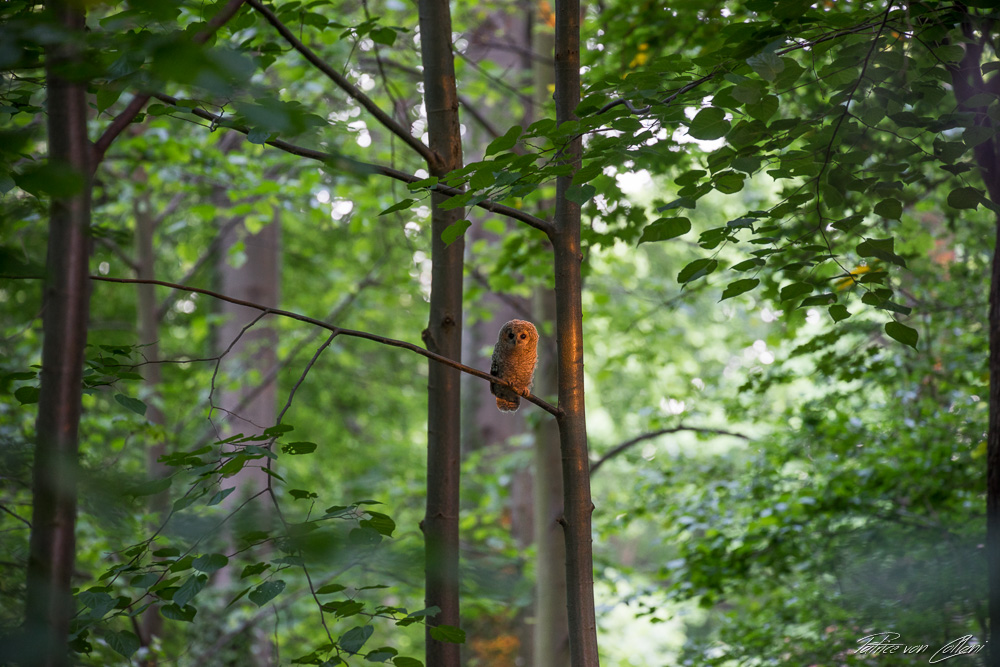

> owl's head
[498,319,538,348]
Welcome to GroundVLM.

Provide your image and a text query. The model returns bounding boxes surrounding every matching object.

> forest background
[0,0,998,666]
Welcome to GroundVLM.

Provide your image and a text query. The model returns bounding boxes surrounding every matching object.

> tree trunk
[418,1,465,665]
[213,182,280,666]
[134,185,170,661]
[534,291,571,667]
[552,0,600,664]
[943,21,1000,665]
[24,3,92,664]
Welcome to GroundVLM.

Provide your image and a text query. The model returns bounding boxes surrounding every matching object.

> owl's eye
[520,333,527,340]
[507,331,514,339]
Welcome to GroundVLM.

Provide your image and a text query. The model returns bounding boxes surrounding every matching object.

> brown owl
[490,319,539,413]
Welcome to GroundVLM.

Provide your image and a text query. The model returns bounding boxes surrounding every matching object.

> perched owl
[490,319,539,413]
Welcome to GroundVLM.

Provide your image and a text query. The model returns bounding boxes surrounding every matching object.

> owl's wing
[489,351,502,398]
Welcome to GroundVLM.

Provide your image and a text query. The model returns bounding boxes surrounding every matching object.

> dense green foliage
[2,0,998,664]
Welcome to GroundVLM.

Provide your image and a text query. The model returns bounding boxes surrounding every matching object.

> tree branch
[589,425,749,475]
[244,0,438,167]
[82,275,562,416]
[90,0,248,170]
[150,93,555,235]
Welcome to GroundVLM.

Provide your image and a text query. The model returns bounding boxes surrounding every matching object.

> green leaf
[316,583,347,595]
[263,423,294,436]
[339,625,374,653]
[713,171,745,194]
[249,580,286,607]
[566,183,596,205]
[885,321,918,348]
[361,511,396,537]
[206,487,236,506]
[367,647,399,662]
[114,393,148,416]
[964,125,995,148]
[441,220,471,246]
[484,125,522,156]
[392,658,424,667]
[857,238,906,267]
[14,385,39,405]
[429,625,466,644]
[746,94,778,122]
[379,198,416,216]
[779,282,813,301]
[160,603,196,622]
[688,107,730,141]
[731,258,764,271]
[370,27,396,46]
[800,293,836,307]
[747,52,784,81]
[947,186,982,210]
[96,86,124,114]
[281,441,318,455]
[247,128,271,144]
[469,167,493,191]
[677,259,718,283]
[873,198,902,220]
[173,574,207,608]
[720,278,759,301]
[638,217,691,244]
[106,630,140,658]
[193,553,229,574]
[829,304,851,322]
[240,562,270,579]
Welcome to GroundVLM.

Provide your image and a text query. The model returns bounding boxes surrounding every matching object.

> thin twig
[0,504,31,528]
[590,425,749,475]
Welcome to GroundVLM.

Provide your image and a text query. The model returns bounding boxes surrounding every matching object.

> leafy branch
[149,92,556,235]
[244,0,438,167]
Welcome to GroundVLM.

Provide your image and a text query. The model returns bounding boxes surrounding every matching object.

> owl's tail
[495,396,520,413]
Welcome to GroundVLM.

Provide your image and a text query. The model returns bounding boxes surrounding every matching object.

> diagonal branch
[91,0,249,170]
[589,425,750,475]
[85,275,562,416]
[151,93,555,235]
[244,0,438,167]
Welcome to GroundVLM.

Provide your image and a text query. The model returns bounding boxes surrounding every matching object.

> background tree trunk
[133,184,169,661]
[24,2,92,664]
[212,164,280,665]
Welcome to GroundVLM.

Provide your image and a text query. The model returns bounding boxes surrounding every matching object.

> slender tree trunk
[534,292,571,667]
[24,3,92,664]
[551,0,600,664]
[418,1,465,665]
[134,186,170,661]
[212,155,280,665]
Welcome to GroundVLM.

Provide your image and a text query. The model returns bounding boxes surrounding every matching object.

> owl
[490,319,539,413]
